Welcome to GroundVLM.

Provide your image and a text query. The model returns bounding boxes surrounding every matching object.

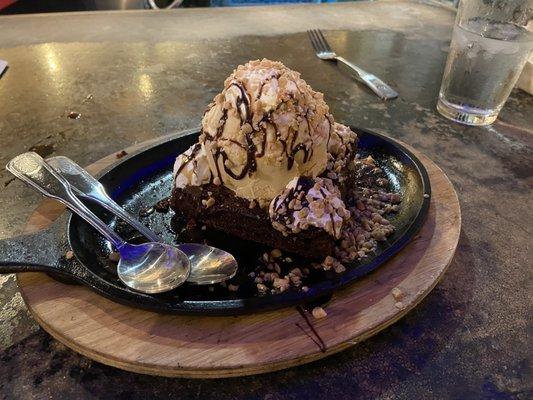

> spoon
[46,156,238,285]
[6,152,190,294]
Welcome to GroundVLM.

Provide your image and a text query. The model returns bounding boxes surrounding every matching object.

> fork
[308,29,398,100]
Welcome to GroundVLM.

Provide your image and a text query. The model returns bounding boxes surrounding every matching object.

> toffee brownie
[170,183,335,258]
[170,59,358,259]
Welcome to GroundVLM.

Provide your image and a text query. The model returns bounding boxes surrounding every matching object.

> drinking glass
[437,0,533,126]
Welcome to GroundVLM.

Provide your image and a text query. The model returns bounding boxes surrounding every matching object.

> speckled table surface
[0,1,531,399]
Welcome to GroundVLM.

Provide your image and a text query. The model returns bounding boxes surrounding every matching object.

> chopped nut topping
[257,283,268,294]
[323,256,335,267]
[333,263,346,274]
[202,197,215,208]
[228,284,239,292]
[391,287,404,300]
[269,176,349,239]
[270,248,282,258]
[312,306,327,319]
[273,277,290,292]
[395,301,406,310]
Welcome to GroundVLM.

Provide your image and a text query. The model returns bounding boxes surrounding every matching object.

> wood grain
[16,137,461,378]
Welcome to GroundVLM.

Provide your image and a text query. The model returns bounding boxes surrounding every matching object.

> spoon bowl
[117,242,190,294]
[180,243,238,285]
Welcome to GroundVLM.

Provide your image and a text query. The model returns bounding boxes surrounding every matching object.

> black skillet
[0,127,431,316]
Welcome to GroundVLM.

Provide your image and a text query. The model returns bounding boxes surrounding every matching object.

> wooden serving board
[16,137,461,378]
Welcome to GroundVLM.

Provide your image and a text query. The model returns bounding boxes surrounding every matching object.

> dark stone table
[0,1,531,399]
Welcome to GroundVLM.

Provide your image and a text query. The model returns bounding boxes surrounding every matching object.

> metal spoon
[46,156,238,285]
[6,152,190,294]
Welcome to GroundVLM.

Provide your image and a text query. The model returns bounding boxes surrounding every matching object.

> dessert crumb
[321,256,345,273]
[321,256,334,271]
[391,287,404,300]
[274,263,281,274]
[333,262,346,274]
[312,306,327,319]
[257,283,268,294]
[154,198,170,213]
[116,150,128,159]
[108,251,120,262]
[65,250,74,260]
[213,177,221,186]
[395,301,406,310]
[270,248,282,258]
[202,197,215,208]
[273,277,290,292]
[186,218,197,230]
[249,199,257,209]
[67,111,81,120]
[228,284,239,292]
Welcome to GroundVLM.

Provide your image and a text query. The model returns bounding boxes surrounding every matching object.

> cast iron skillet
[0,127,431,315]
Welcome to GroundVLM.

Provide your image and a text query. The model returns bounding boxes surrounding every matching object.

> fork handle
[335,56,398,100]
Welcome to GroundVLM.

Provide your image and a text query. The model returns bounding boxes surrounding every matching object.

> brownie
[170,184,335,259]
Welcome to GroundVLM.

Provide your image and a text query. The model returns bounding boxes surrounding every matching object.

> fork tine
[307,30,321,53]
[316,29,332,52]
[312,29,327,52]
[307,30,316,52]
[309,29,330,54]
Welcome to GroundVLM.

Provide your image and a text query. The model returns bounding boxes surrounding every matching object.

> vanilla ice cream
[198,59,333,205]
[173,143,212,188]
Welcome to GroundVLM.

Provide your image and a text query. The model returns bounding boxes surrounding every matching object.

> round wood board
[16,136,461,378]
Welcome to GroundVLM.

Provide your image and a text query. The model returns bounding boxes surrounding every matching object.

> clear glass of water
[437,0,533,126]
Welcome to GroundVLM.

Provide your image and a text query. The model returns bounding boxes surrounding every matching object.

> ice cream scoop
[198,59,334,206]
[269,176,350,238]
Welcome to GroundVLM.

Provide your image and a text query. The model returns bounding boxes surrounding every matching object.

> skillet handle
[0,232,58,270]
[0,215,86,283]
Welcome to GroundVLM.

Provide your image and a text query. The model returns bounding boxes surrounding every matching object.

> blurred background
[0,0,454,14]
[1,0,331,13]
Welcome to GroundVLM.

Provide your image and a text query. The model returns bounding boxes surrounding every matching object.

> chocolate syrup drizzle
[296,305,327,352]
[175,143,201,176]
[200,73,333,184]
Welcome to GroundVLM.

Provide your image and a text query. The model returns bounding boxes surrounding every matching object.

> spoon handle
[46,156,160,243]
[6,152,126,250]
